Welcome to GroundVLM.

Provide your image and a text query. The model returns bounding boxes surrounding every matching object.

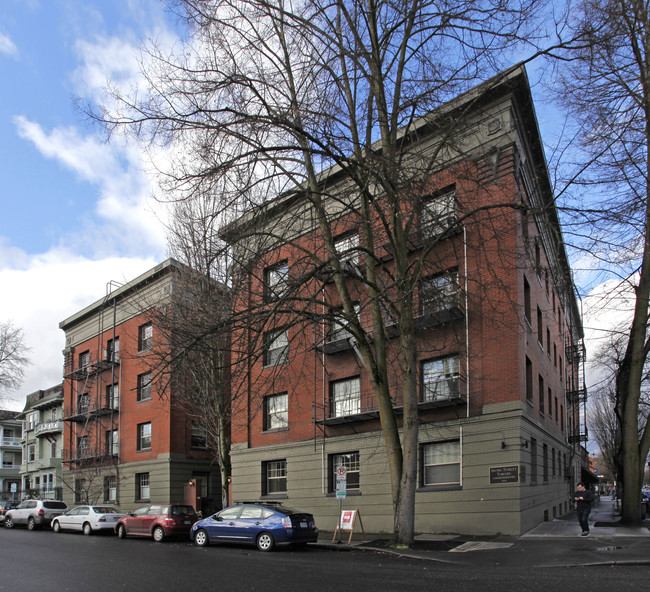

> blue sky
[0,0,185,407]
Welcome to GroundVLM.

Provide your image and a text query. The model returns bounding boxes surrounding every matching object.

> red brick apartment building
[224,65,589,536]
[59,259,222,512]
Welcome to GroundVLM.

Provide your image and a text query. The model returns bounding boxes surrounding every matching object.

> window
[421,189,456,239]
[106,337,120,363]
[263,393,288,431]
[107,383,119,409]
[136,472,150,501]
[421,441,460,486]
[555,397,559,422]
[137,422,152,451]
[420,271,459,315]
[330,452,360,492]
[44,473,54,493]
[50,440,57,458]
[538,375,544,414]
[79,350,90,370]
[74,479,87,504]
[264,329,288,366]
[264,261,289,300]
[334,233,360,267]
[77,436,89,459]
[27,411,38,431]
[331,377,361,417]
[561,404,565,431]
[330,304,360,342]
[530,438,537,483]
[525,357,533,404]
[106,429,118,456]
[422,356,460,402]
[552,447,556,477]
[77,393,90,414]
[537,306,543,344]
[191,421,208,449]
[543,443,549,482]
[263,460,287,495]
[104,476,117,502]
[137,372,152,402]
[547,387,552,418]
[138,323,153,352]
[546,328,551,356]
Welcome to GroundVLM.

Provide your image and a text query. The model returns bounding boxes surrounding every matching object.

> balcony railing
[64,349,120,381]
[316,381,466,426]
[34,420,63,437]
[1,437,22,447]
[62,446,117,464]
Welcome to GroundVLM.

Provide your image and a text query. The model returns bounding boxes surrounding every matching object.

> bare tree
[0,320,30,397]
[557,0,650,522]
[90,0,556,544]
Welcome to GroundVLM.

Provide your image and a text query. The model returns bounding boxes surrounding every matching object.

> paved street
[1,520,649,592]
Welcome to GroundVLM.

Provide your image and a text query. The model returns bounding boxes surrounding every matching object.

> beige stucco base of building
[231,407,581,537]
[61,455,219,513]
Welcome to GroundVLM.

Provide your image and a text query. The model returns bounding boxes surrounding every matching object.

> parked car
[52,505,125,535]
[190,502,318,551]
[4,499,68,530]
[115,504,198,542]
[0,502,18,523]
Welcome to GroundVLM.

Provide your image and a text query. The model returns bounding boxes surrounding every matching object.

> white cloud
[13,115,167,258]
[0,32,17,57]
[0,250,158,411]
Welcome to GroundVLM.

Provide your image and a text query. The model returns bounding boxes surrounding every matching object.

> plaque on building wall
[489,465,520,484]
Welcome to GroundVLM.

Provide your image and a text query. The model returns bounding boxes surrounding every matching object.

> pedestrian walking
[574,482,595,536]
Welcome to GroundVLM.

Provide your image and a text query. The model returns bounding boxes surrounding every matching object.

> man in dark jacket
[574,482,595,536]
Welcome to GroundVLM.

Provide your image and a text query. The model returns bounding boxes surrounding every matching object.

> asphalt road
[1,526,647,592]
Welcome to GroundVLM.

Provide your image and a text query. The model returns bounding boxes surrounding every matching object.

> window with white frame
[263,460,287,495]
[264,261,289,300]
[420,271,459,316]
[106,337,120,363]
[77,436,89,459]
[264,329,288,366]
[107,383,119,409]
[330,452,360,492]
[44,473,54,493]
[190,421,208,449]
[79,350,90,370]
[106,429,118,456]
[263,393,288,431]
[334,233,360,266]
[137,372,152,402]
[421,440,460,486]
[27,442,35,462]
[138,323,153,352]
[136,472,150,501]
[422,356,460,402]
[104,475,117,502]
[420,189,456,239]
[331,377,361,417]
[137,422,151,451]
[330,304,360,342]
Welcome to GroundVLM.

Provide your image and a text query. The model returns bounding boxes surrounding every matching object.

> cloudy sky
[0,0,621,416]
[0,0,183,409]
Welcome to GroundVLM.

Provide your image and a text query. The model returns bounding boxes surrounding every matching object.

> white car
[52,505,125,535]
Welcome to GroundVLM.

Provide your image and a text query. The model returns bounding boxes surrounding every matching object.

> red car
[115,504,198,542]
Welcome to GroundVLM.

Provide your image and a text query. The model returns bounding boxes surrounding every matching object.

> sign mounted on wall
[489,465,520,484]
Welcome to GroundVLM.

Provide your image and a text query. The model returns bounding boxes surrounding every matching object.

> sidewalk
[315,496,650,567]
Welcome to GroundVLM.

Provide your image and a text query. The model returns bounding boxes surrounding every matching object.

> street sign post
[335,466,347,543]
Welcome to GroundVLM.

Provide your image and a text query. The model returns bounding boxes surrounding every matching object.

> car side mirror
[128,512,135,517]
[214,515,222,521]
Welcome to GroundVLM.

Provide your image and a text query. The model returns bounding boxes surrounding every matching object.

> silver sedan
[52,505,125,535]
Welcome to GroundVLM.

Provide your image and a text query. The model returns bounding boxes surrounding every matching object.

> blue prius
[190,502,318,551]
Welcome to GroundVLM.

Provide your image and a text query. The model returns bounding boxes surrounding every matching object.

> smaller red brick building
[59,259,221,512]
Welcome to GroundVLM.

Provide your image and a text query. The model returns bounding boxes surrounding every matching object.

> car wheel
[27,517,36,531]
[83,522,93,536]
[52,520,61,533]
[194,529,209,547]
[152,526,165,543]
[117,524,127,539]
[256,532,275,552]
[4,516,14,529]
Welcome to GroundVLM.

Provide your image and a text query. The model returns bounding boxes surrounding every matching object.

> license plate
[300,522,308,528]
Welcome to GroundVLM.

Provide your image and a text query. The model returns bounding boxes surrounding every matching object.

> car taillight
[38,509,44,517]
[164,518,175,526]
[282,516,292,529]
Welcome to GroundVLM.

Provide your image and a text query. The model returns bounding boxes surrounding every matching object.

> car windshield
[43,501,67,509]
[92,507,119,514]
